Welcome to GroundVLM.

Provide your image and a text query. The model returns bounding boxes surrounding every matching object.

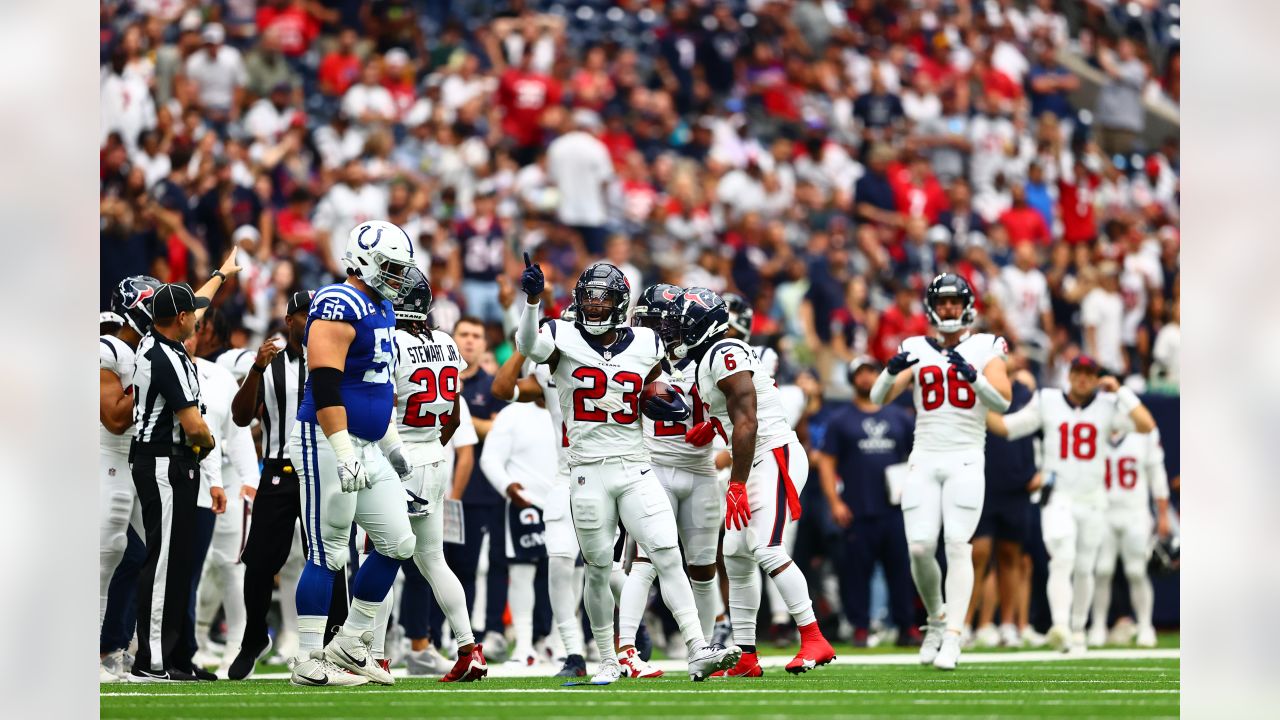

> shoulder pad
[310,284,374,322]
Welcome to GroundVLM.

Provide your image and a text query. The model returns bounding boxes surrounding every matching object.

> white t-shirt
[995,265,1051,343]
[243,99,296,143]
[1120,248,1164,345]
[341,83,396,124]
[480,401,558,508]
[1080,288,1126,372]
[185,46,247,111]
[313,183,389,265]
[546,130,614,226]
[101,72,156,152]
[1151,322,1180,386]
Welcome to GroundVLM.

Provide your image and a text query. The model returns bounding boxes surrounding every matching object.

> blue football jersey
[297,282,398,442]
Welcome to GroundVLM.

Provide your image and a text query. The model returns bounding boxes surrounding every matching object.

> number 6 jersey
[694,338,797,457]
[900,333,1007,454]
[394,328,465,463]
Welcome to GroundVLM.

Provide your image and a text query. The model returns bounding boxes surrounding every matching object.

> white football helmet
[342,221,417,301]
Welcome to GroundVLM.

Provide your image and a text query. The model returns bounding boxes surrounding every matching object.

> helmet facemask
[926,292,975,334]
[369,253,418,301]
[575,284,622,336]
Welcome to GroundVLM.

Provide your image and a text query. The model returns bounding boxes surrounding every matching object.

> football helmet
[723,292,753,340]
[1148,533,1180,577]
[573,262,630,336]
[632,283,681,333]
[666,287,729,360]
[342,220,417,301]
[392,267,432,323]
[560,303,579,322]
[111,275,162,336]
[924,273,976,334]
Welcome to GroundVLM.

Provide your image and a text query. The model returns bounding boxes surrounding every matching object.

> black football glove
[947,350,978,383]
[521,251,545,298]
[886,351,919,375]
[643,392,691,423]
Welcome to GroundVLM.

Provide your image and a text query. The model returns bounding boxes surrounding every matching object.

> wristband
[1115,386,1141,414]
[869,369,894,404]
[510,384,520,403]
[327,429,357,465]
[378,420,403,455]
[211,269,226,282]
[252,363,267,375]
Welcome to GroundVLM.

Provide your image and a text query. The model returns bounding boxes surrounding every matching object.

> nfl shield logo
[108,468,116,477]
[577,476,586,486]
[603,351,612,360]
[189,470,196,479]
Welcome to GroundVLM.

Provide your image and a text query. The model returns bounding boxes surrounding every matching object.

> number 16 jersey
[394,328,465,463]
[900,333,1007,454]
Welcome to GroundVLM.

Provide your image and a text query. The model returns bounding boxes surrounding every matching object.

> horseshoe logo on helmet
[356,224,383,250]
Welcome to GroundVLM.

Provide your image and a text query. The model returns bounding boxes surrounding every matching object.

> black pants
[440,502,507,636]
[838,511,915,632]
[240,460,347,651]
[177,508,217,667]
[132,451,199,673]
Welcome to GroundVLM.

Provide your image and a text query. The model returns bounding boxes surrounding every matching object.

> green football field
[101,648,1179,718]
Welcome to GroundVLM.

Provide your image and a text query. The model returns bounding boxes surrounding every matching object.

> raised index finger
[523,251,532,268]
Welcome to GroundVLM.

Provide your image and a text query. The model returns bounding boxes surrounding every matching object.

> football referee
[227,291,348,680]
[130,283,216,682]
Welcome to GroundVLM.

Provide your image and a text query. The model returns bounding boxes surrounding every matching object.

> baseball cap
[1070,355,1102,373]
[151,283,211,319]
[287,290,315,316]
[202,23,225,45]
[848,355,883,377]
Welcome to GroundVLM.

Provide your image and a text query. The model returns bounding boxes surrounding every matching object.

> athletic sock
[769,563,817,628]
[690,576,719,641]
[617,561,656,648]
[943,542,974,634]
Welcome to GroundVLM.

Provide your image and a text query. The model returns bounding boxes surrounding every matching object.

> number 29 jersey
[901,333,1008,454]
[394,328,465,462]
[694,338,798,457]
[544,321,664,465]
[296,282,397,442]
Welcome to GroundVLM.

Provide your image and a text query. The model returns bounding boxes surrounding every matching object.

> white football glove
[337,459,369,493]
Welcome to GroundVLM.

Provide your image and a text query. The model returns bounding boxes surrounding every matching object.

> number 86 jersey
[901,333,1007,454]
[394,328,465,462]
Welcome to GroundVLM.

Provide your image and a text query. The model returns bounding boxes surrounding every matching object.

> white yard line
[102,687,1179,699]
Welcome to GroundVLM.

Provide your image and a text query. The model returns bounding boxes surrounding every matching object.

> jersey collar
[1061,389,1098,410]
[582,327,634,360]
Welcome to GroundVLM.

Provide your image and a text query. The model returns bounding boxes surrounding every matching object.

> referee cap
[152,283,210,319]
[287,290,315,316]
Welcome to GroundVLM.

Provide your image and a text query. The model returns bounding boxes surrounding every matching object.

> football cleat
[933,633,961,671]
[227,635,272,680]
[688,642,741,681]
[710,651,763,678]
[999,623,1020,648]
[326,631,394,685]
[289,651,370,687]
[1068,631,1088,656]
[504,649,538,668]
[440,644,487,683]
[100,664,119,683]
[405,646,453,676]
[101,649,130,680]
[555,654,587,678]
[711,618,733,648]
[1136,626,1158,648]
[482,631,510,662]
[1021,627,1047,648]
[590,659,624,685]
[1045,625,1071,653]
[618,646,663,679]
[1087,625,1108,648]
[787,623,836,674]
[919,620,946,664]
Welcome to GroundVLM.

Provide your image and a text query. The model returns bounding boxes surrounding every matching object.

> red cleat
[710,651,763,678]
[786,623,836,674]
[440,644,488,683]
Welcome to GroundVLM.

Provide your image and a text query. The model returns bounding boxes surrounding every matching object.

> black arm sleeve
[311,366,345,410]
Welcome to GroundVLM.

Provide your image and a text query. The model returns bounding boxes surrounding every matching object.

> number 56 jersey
[694,338,797,457]
[901,333,1008,454]
[394,328,465,463]
[544,321,664,466]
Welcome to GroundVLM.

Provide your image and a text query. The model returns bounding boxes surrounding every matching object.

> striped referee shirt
[258,347,306,460]
[133,330,202,446]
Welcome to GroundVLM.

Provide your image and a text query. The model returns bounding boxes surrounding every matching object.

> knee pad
[390,533,416,561]
[753,544,792,575]
[722,551,756,581]
[908,540,938,561]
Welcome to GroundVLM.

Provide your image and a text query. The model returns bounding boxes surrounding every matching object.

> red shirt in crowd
[979,66,1022,105]
[275,207,318,253]
[999,206,1051,246]
[1059,173,1100,244]
[256,5,318,57]
[318,52,361,96]
[384,77,417,121]
[600,129,636,167]
[872,305,930,361]
[893,175,949,223]
[497,69,561,147]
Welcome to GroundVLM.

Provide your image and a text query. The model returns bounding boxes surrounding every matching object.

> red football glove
[684,421,716,447]
[725,481,751,530]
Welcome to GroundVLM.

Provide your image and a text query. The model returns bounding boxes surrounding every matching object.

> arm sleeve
[226,421,259,490]
[869,368,895,405]
[515,304,556,363]
[1001,391,1043,440]
[1147,432,1170,501]
[479,409,516,497]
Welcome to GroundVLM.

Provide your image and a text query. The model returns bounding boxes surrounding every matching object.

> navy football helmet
[560,303,579,322]
[666,287,729,359]
[633,283,681,333]
[392,267,432,323]
[111,275,162,336]
[924,273,976,334]
[1148,533,1180,577]
[573,262,630,336]
[722,292,753,340]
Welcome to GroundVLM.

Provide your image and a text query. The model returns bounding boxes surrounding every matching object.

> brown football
[640,381,675,409]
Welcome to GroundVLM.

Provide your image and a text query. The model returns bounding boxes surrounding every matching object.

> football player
[515,259,740,683]
[986,355,1156,653]
[1090,427,1171,648]
[869,273,1013,670]
[666,288,835,678]
[386,270,488,681]
[287,221,420,687]
[615,284,724,679]
[99,275,161,681]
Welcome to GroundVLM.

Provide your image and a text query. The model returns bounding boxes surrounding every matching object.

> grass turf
[102,657,1179,718]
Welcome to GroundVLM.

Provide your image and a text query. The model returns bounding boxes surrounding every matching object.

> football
[640,380,676,409]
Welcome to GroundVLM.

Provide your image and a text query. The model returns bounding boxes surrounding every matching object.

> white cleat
[504,649,539,668]
[590,659,623,684]
[1135,626,1157,648]
[101,649,130,680]
[933,632,961,671]
[999,623,1020,648]
[919,620,946,665]
[618,646,663,678]
[1021,627,1047,648]
[325,631,394,685]
[975,624,1000,648]
[289,651,370,687]
[1068,631,1088,656]
[687,643,741,682]
[100,664,120,683]
[1046,625,1071,653]
[482,631,510,662]
[1087,625,1108,648]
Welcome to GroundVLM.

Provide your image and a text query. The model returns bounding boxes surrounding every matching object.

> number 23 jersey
[901,333,1007,454]
[394,328,466,461]
[694,338,797,457]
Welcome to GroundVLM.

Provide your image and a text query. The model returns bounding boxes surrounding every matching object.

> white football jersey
[1105,427,1169,513]
[533,362,570,474]
[394,328,467,460]
[100,335,137,455]
[695,338,798,457]
[1003,389,1136,502]
[544,321,664,465]
[901,333,1008,453]
[644,357,717,475]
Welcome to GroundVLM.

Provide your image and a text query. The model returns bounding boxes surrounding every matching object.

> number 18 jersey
[1004,389,1134,503]
[394,328,465,462]
[901,333,1007,454]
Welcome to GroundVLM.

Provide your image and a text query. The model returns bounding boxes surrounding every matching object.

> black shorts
[975,494,1029,545]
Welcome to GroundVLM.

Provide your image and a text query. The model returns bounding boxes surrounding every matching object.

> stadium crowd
[100,0,1180,676]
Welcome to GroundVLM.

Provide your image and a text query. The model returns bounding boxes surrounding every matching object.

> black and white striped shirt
[257,347,306,460]
[133,331,202,446]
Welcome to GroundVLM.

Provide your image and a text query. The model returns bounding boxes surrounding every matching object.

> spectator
[184,24,247,128]
[1150,296,1180,391]
[1095,38,1149,155]
[998,182,1051,247]
[547,109,614,256]
[456,182,508,324]
[243,28,301,101]
[102,49,157,154]
[1080,261,1126,374]
[341,60,397,127]
[497,46,561,165]
[318,28,363,99]
[243,83,298,147]
[312,159,388,276]
[935,178,988,246]
[1026,42,1079,124]
[855,144,901,228]
[872,282,930,362]
[255,0,321,60]
[993,243,1054,366]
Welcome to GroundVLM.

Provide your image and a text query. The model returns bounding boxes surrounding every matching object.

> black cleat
[636,623,653,662]
[555,654,587,678]
[227,635,272,680]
